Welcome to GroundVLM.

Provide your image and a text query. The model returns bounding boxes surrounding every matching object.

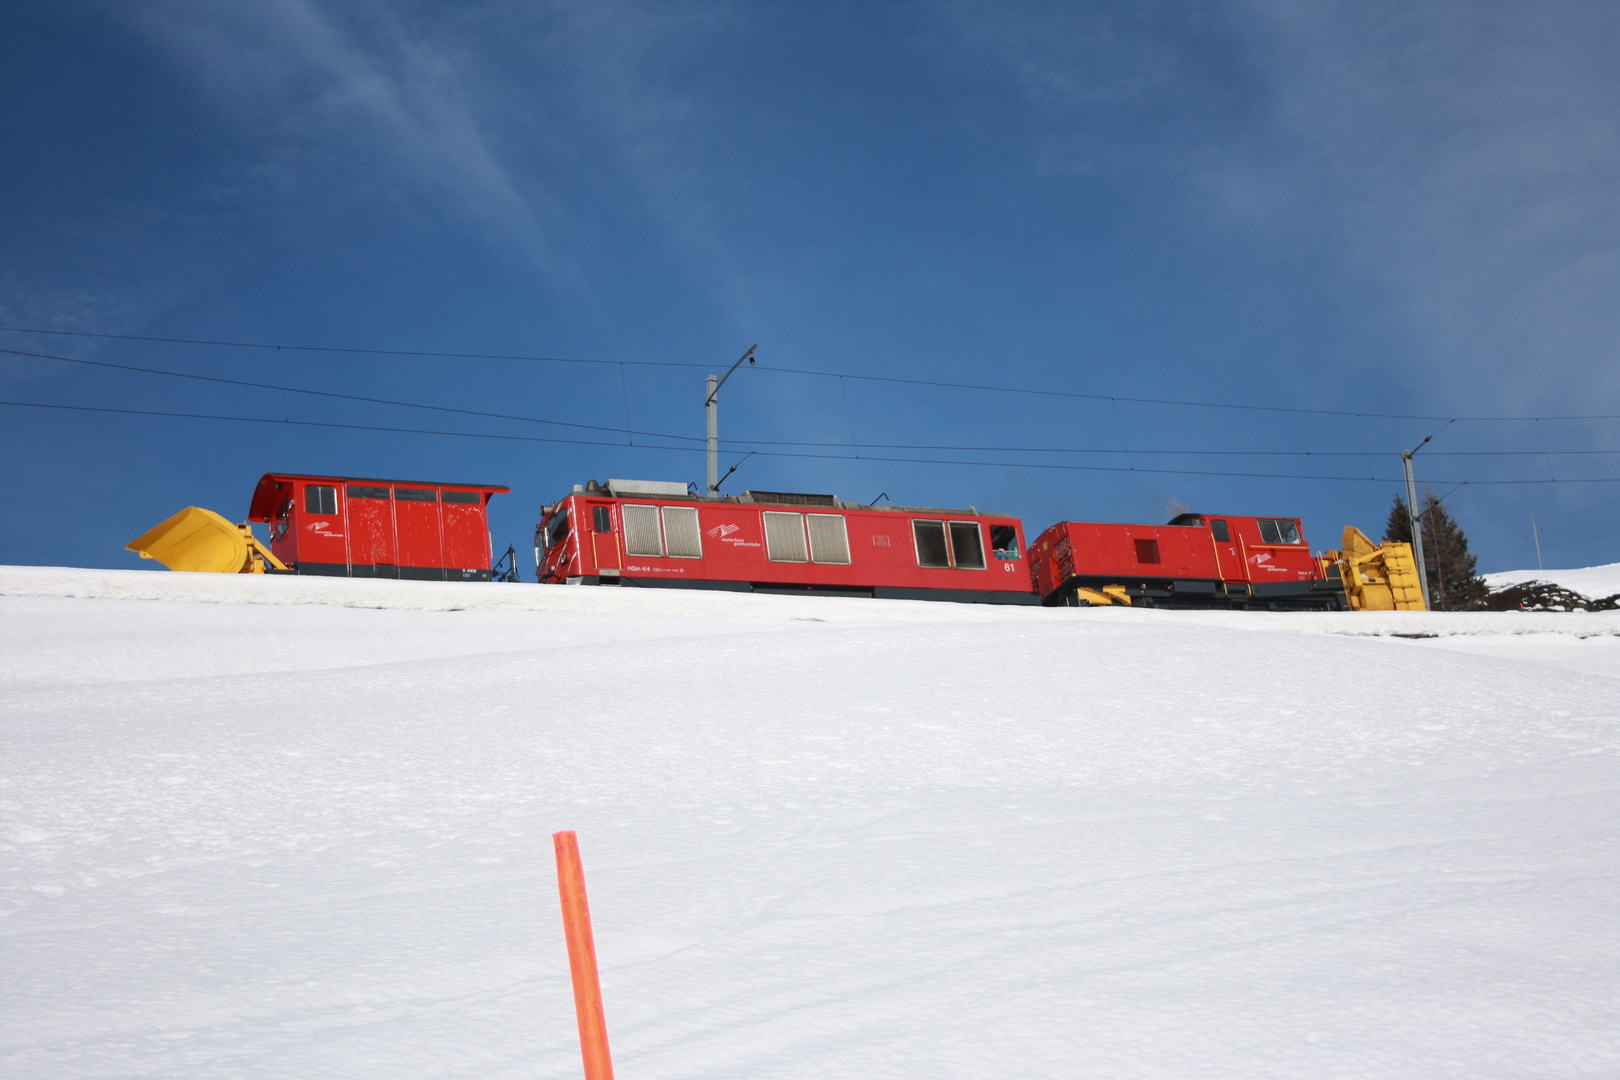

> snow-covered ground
[3,567,1618,1078]
[1484,561,1620,600]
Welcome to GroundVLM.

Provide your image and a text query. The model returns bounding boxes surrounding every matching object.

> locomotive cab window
[395,487,437,501]
[544,508,570,549]
[443,490,481,504]
[990,525,1019,560]
[950,522,986,570]
[1211,519,1230,543]
[913,520,951,568]
[1258,518,1301,545]
[304,484,337,515]
[592,506,612,533]
[348,484,390,499]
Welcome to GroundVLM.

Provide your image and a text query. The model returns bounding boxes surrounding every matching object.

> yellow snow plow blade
[126,506,288,574]
[1328,526,1426,611]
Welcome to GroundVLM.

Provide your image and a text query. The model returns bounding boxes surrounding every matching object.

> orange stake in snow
[553,830,616,1080]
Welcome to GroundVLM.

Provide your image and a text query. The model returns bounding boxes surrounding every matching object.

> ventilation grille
[622,504,664,556]
[661,506,702,558]
[806,514,851,564]
[746,490,838,507]
[763,512,808,562]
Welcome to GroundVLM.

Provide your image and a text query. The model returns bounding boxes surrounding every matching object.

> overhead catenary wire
[6,399,1620,486]
[4,324,1618,423]
[0,345,704,445]
[0,325,709,370]
[6,345,1618,461]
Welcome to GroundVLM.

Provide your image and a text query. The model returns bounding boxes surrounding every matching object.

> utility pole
[1532,517,1543,571]
[1401,433,1434,608]
[706,344,757,496]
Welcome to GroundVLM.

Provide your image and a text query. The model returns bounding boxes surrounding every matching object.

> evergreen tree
[1383,489,1489,609]
[1383,496,1413,546]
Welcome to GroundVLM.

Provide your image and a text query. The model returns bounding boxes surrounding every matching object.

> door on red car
[588,503,620,570]
[296,481,347,569]
[1209,518,1246,582]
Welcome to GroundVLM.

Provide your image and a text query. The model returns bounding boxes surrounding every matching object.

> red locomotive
[249,472,509,580]
[1027,512,1345,609]
[535,479,1039,604]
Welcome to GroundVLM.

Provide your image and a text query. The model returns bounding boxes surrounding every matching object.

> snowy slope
[1484,561,1620,600]
[2,571,1618,1078]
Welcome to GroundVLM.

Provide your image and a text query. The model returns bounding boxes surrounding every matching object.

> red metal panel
[393,487,444,571]
[441,492,490,573]
[346,487,397,568]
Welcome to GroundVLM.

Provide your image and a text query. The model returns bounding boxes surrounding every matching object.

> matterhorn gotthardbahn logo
[705,521,758,548]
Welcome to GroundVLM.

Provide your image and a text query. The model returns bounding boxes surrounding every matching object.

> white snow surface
[1484,561,1620,600]
[2,567,1618,1078]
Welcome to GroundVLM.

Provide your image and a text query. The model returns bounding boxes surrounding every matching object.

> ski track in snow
[2,567,1618,1078]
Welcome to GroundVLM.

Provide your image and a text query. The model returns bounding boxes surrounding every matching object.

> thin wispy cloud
[935,1,1620,412]
[117,0,580,286]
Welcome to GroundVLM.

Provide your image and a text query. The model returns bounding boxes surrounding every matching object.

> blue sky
[2,0,1617,573]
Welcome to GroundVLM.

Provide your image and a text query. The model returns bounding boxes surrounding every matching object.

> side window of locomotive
[272,498,292,542]
[913,520,951,568]
[545,508,570,549]
[1257,518,1300,545]
[592,506,612,533]
[990,525,1019,560]
[395,488,437,502]
[348,485,390,499]
[1211,519,1230,543]
[950,522,986,570]
[304,484,337,515]
[443,490,481,505]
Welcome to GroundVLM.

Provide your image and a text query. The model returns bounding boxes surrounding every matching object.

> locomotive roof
[555,481,1009,518]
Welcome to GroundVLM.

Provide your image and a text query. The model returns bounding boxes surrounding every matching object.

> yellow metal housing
[126,507,289,574]
[1327,526,1426,611]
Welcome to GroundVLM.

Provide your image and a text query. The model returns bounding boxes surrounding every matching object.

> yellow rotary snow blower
[1322,526,1426,611]
[126,507,288,574]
